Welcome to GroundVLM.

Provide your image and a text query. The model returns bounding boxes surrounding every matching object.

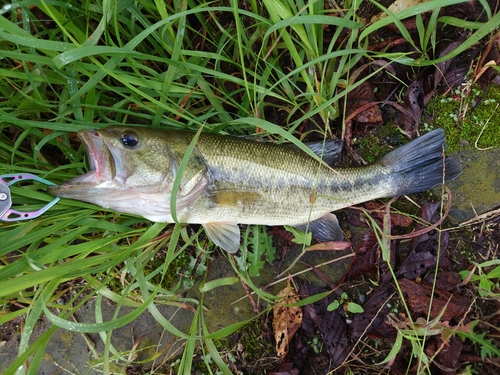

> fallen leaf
[474,35,500,108]
[339,231,379,283]
[364,201,413,227]
[267,362,300,375]
[398,278,471,322]
[424,271,462,293]
[433,37,467,93]
[300,282,349,368]
[401,79,424,137]
[345,81,383,134]
[434,334,463,372]
[398,201,452,279]
[305,241,352,251]
[349,281,397,339]
[273,281,303,360]
[397,250,436,279]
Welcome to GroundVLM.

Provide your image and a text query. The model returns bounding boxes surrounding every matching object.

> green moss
[103,247,194,295]
[353,83,499,159]
[144,250,193,290]
[210,317,275,374]
[59,330,74,360]
[235,318,275,363]
[352,125,405,163]
[353,134,386,163]
[169,317,277,375]
[426,84,500,153]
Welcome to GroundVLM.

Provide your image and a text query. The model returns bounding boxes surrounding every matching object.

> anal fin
[294,213,344,242]
[203,222,241,253]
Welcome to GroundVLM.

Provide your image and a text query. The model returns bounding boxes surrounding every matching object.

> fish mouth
[79,130,117,184]
[48,130,119,198]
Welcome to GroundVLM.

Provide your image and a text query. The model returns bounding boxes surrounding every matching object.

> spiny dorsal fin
[237,135,344,165]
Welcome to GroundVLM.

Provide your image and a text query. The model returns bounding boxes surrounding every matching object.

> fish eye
[120,132,139,148]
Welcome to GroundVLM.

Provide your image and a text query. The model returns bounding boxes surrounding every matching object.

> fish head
[48,126,207,220]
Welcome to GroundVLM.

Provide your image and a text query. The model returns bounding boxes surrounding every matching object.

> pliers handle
[0,173,60,221]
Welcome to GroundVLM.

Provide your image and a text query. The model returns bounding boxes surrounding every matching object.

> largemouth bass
[48,126,462,253]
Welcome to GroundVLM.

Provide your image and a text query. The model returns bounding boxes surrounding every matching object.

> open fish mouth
[48,130,118,197]
[78,130,116,184]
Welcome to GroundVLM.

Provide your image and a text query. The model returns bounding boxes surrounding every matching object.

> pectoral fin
[203,222,241,253]
[294,213,344,242]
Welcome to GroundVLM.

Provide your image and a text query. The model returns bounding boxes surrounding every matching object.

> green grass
[0,0,498,374]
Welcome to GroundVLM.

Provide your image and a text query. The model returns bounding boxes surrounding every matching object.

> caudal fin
[380,129,462,197]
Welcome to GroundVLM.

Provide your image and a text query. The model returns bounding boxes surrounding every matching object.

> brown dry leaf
[398,202,452,279]
[364,201,413,228]
[344,80,383,132]
[349,281,397,339]
[473,35,500,108]
[273,280,303,360]
[267,362,300,375]
[300,282,350,367]
[424,271,462,293]
[398,250,437,279]
[399,278,471,322]
[400,79,424,137]
[339,231,379,283]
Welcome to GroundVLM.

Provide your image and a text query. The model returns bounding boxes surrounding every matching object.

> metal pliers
[0,173,59,221]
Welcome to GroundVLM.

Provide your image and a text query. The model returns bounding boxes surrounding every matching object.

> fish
[48,126,462,253]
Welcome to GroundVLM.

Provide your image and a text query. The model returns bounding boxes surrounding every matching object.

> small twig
[240,277,260,314]
[328,0,345,17]
[403,194,421,209]
[459,206,500,227]
[379,186,453,240]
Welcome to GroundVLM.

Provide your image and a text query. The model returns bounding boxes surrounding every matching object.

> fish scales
[182,133,392,226]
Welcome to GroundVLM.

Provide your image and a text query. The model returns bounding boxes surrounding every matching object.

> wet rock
[446,147,500,222]
[0,301,193,374]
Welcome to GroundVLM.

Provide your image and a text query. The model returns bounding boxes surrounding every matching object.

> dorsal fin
[236,135,344,165]
[286,139,343,165]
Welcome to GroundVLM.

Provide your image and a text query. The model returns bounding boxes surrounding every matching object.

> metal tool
[0,173,60,221]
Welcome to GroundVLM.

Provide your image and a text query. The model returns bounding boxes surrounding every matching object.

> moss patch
[352,125,405,163]
[425,83,500,153]
[143,249,193,290]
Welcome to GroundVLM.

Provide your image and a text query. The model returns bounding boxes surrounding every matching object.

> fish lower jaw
[94,180,121,189]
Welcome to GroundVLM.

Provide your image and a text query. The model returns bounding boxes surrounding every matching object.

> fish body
[48,126,462,252]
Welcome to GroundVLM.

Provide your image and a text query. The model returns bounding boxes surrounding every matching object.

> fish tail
[380,129,462,197]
